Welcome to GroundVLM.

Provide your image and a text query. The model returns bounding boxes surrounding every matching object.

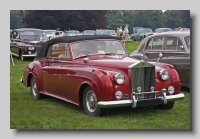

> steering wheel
[75,51,91,58]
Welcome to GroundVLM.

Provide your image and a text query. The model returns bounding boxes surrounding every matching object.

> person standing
[124,24,129,41]
[116,27,120,37]
[119,26,123,39]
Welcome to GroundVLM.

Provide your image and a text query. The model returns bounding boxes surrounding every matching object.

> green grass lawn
[10,41,190,130]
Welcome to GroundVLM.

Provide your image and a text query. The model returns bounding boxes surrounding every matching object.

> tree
[179,10,190,28]
[106,10,124,30]
[10,10,26,29]
[164,10,184,29]
[22,10,109,31]
[132,10,165,31]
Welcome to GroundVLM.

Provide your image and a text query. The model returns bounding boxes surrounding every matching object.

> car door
[160,36,190,85]
[41,42,72,99]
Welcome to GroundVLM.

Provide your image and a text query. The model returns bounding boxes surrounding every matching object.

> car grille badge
[150,86,155,92]
[137,86,141,93]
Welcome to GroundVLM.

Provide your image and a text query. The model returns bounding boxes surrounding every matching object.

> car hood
[76,55,165,70]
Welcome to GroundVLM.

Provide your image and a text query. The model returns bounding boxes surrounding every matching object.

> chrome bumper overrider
[97,90,185,108]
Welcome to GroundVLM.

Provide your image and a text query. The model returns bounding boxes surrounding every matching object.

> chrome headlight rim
[115,73,125,85]
[160,69,170,80]
[115,91,122,100]
[28,46,35,50]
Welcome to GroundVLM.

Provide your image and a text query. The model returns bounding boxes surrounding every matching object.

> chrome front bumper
[97,90,185,108]
[22,54,36,57]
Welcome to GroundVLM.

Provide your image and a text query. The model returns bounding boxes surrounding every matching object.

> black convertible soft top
[36,35,121,58]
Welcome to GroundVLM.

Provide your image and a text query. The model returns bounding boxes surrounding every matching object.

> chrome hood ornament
[156,53,163,63]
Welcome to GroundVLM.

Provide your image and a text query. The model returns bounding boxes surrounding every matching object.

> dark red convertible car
[20,35,185,116]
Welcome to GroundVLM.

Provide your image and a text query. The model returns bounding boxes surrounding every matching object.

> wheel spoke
[86,91,97,113]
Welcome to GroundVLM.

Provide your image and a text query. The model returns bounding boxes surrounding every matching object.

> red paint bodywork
[22,40,181,107]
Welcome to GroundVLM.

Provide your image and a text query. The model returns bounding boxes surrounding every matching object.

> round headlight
[115,91,122,100]
[115,73,125,84]
[28,46,35,50]
[168,86,175,95]
[160,69,170,80]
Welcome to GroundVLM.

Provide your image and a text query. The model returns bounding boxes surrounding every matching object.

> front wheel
[30,76,43,99]
[83,86,102,116]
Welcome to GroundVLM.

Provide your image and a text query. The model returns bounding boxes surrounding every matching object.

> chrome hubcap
[32,79,38,96]
[86,91,97,113]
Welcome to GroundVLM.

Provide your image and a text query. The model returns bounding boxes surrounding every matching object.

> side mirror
[83,58,89,64]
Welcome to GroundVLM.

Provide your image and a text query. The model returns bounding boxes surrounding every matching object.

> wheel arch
[25,61,43,91]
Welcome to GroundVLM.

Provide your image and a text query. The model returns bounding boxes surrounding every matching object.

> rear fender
[26,61,43,92]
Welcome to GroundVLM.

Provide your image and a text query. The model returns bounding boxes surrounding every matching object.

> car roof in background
[14,28,43,31]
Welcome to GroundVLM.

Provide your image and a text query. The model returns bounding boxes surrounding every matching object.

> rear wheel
[30,76,43,99]
[83,86,102,116]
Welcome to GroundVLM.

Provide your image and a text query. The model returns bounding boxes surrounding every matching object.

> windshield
[20,30,47,41]
[143,28,153,33]
[71,40,126,58]
[184,36,190,50]
[96,30,110,35]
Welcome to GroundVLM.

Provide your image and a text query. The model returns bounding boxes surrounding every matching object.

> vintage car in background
[95,29,111,35]
[133,28,153,41]
[108,30,117,36]
[81,30,95,35]
[129,31,190,88]
[173,28,190,31]
[10,28,47,61]
[49,31,65,40]
[65,30,82,36]
[20,35,185,116]
[130,27,143,40]
[43,30,55,40]
[154,28,173,34]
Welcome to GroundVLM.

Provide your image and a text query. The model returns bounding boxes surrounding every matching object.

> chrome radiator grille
[131,65,156,100]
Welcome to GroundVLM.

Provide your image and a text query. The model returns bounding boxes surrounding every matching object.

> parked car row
[131,27,189,41]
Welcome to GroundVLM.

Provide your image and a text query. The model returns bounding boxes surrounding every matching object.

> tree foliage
[179,10,190,28]
[10,10,26,29]
[10,10,190,32]
[22,10,109,31]
[164,10,184,29]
